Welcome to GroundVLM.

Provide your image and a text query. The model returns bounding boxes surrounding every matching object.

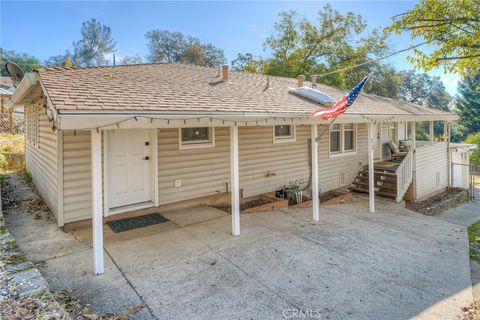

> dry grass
[473,175,480,185]
[0,133,25,173]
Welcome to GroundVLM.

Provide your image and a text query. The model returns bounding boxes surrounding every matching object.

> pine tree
[455,74,480,139]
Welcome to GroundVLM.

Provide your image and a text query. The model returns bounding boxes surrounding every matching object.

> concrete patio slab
[4,193,474,320]
[437,187,479,227]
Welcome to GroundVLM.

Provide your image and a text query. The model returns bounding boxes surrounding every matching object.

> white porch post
[367,122,375,213]
[411,121,417,149]
[91,129,104,275]
[230,126,240,236]
[311,124,320,222]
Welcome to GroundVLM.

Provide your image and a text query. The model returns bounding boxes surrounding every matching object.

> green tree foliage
[389,0,480,76]
[73,19,116,67]
[231,53,264,73]
[464,132,480,165]
[0,48,42,76]
[44,51,73,67]
[399,70,452,111]
[145,30,225,67]
[399,70,452,137]
[263,5,389,87]
[455,73,480,138]
[360,63,401,99]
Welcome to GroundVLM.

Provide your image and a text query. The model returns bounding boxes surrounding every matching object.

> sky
[0,1,459,95]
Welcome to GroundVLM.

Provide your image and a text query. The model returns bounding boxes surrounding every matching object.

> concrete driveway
[5,187,473,320]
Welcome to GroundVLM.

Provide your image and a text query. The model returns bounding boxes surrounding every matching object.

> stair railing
[395,148,414,202]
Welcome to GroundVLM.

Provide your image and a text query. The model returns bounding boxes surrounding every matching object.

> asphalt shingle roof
[37,63,454,117]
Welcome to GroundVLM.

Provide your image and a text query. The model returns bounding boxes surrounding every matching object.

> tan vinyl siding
[158,125,368,204]
[62,124,370,222]
[25,104,58,217]
[62,130,92,223]
[239,126,310,197]
[318,123,368,192]
[158,126,310,204]
[158,127,230,204]
[414,142,448,200]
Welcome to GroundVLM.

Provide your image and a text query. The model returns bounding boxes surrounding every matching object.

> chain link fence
[0,112,25,134]
[451,162,479,200]
[0,112,25,172]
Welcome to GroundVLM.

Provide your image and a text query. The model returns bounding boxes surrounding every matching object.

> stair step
[362,169,397,176]
[356,175,397,184]
[350,187,396,199]
[352,181,397,191]
[363,165,398,173]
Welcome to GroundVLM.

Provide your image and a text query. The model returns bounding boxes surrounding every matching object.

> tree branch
[436,54,480,61]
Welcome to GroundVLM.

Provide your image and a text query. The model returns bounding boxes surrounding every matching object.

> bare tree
[73,19,116,66]
[119,54,143,65]
[145,30,225,67]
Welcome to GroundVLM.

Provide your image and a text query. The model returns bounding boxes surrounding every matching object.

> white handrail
[395,148,414,202]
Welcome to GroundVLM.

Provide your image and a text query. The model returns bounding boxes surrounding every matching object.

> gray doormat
[106,213,169,233]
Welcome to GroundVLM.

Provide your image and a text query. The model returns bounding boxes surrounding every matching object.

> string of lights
[63,114,399,136]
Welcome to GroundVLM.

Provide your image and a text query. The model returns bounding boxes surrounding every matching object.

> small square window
[179,127,215,149]
[273,125,296,143]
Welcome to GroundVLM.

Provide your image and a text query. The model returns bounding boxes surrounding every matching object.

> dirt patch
[212,196,288,213]
[320,191,354,205]
[1,171,52,220]
[461,300,480,320]
[406,188,469,216]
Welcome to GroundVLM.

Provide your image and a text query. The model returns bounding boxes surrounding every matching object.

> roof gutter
[58,110,458,119]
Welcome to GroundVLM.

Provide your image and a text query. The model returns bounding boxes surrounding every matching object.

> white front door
[107,129,153,210]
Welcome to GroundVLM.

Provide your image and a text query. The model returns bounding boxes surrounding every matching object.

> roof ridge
[36,61,171,72]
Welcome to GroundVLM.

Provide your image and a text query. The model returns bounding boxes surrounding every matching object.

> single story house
[12,63,458,274]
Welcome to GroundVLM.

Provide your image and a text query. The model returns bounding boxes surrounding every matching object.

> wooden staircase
[350,149,414,202]
[350,165,398,200]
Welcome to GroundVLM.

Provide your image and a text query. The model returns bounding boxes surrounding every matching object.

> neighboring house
[12,63,457,274]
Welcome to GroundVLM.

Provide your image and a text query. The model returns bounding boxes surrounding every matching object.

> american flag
[310,76,369,119]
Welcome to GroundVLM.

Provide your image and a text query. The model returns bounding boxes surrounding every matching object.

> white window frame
[273,125,296,144]
[329,123,357,157]
[179,127,215,150]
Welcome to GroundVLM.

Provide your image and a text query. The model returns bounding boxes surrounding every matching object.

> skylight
[290,86,336,105]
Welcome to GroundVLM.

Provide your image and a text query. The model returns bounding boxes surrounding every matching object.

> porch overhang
[55,110,459,130]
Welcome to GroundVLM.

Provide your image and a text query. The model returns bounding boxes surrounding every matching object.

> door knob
[143,156,150,160]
